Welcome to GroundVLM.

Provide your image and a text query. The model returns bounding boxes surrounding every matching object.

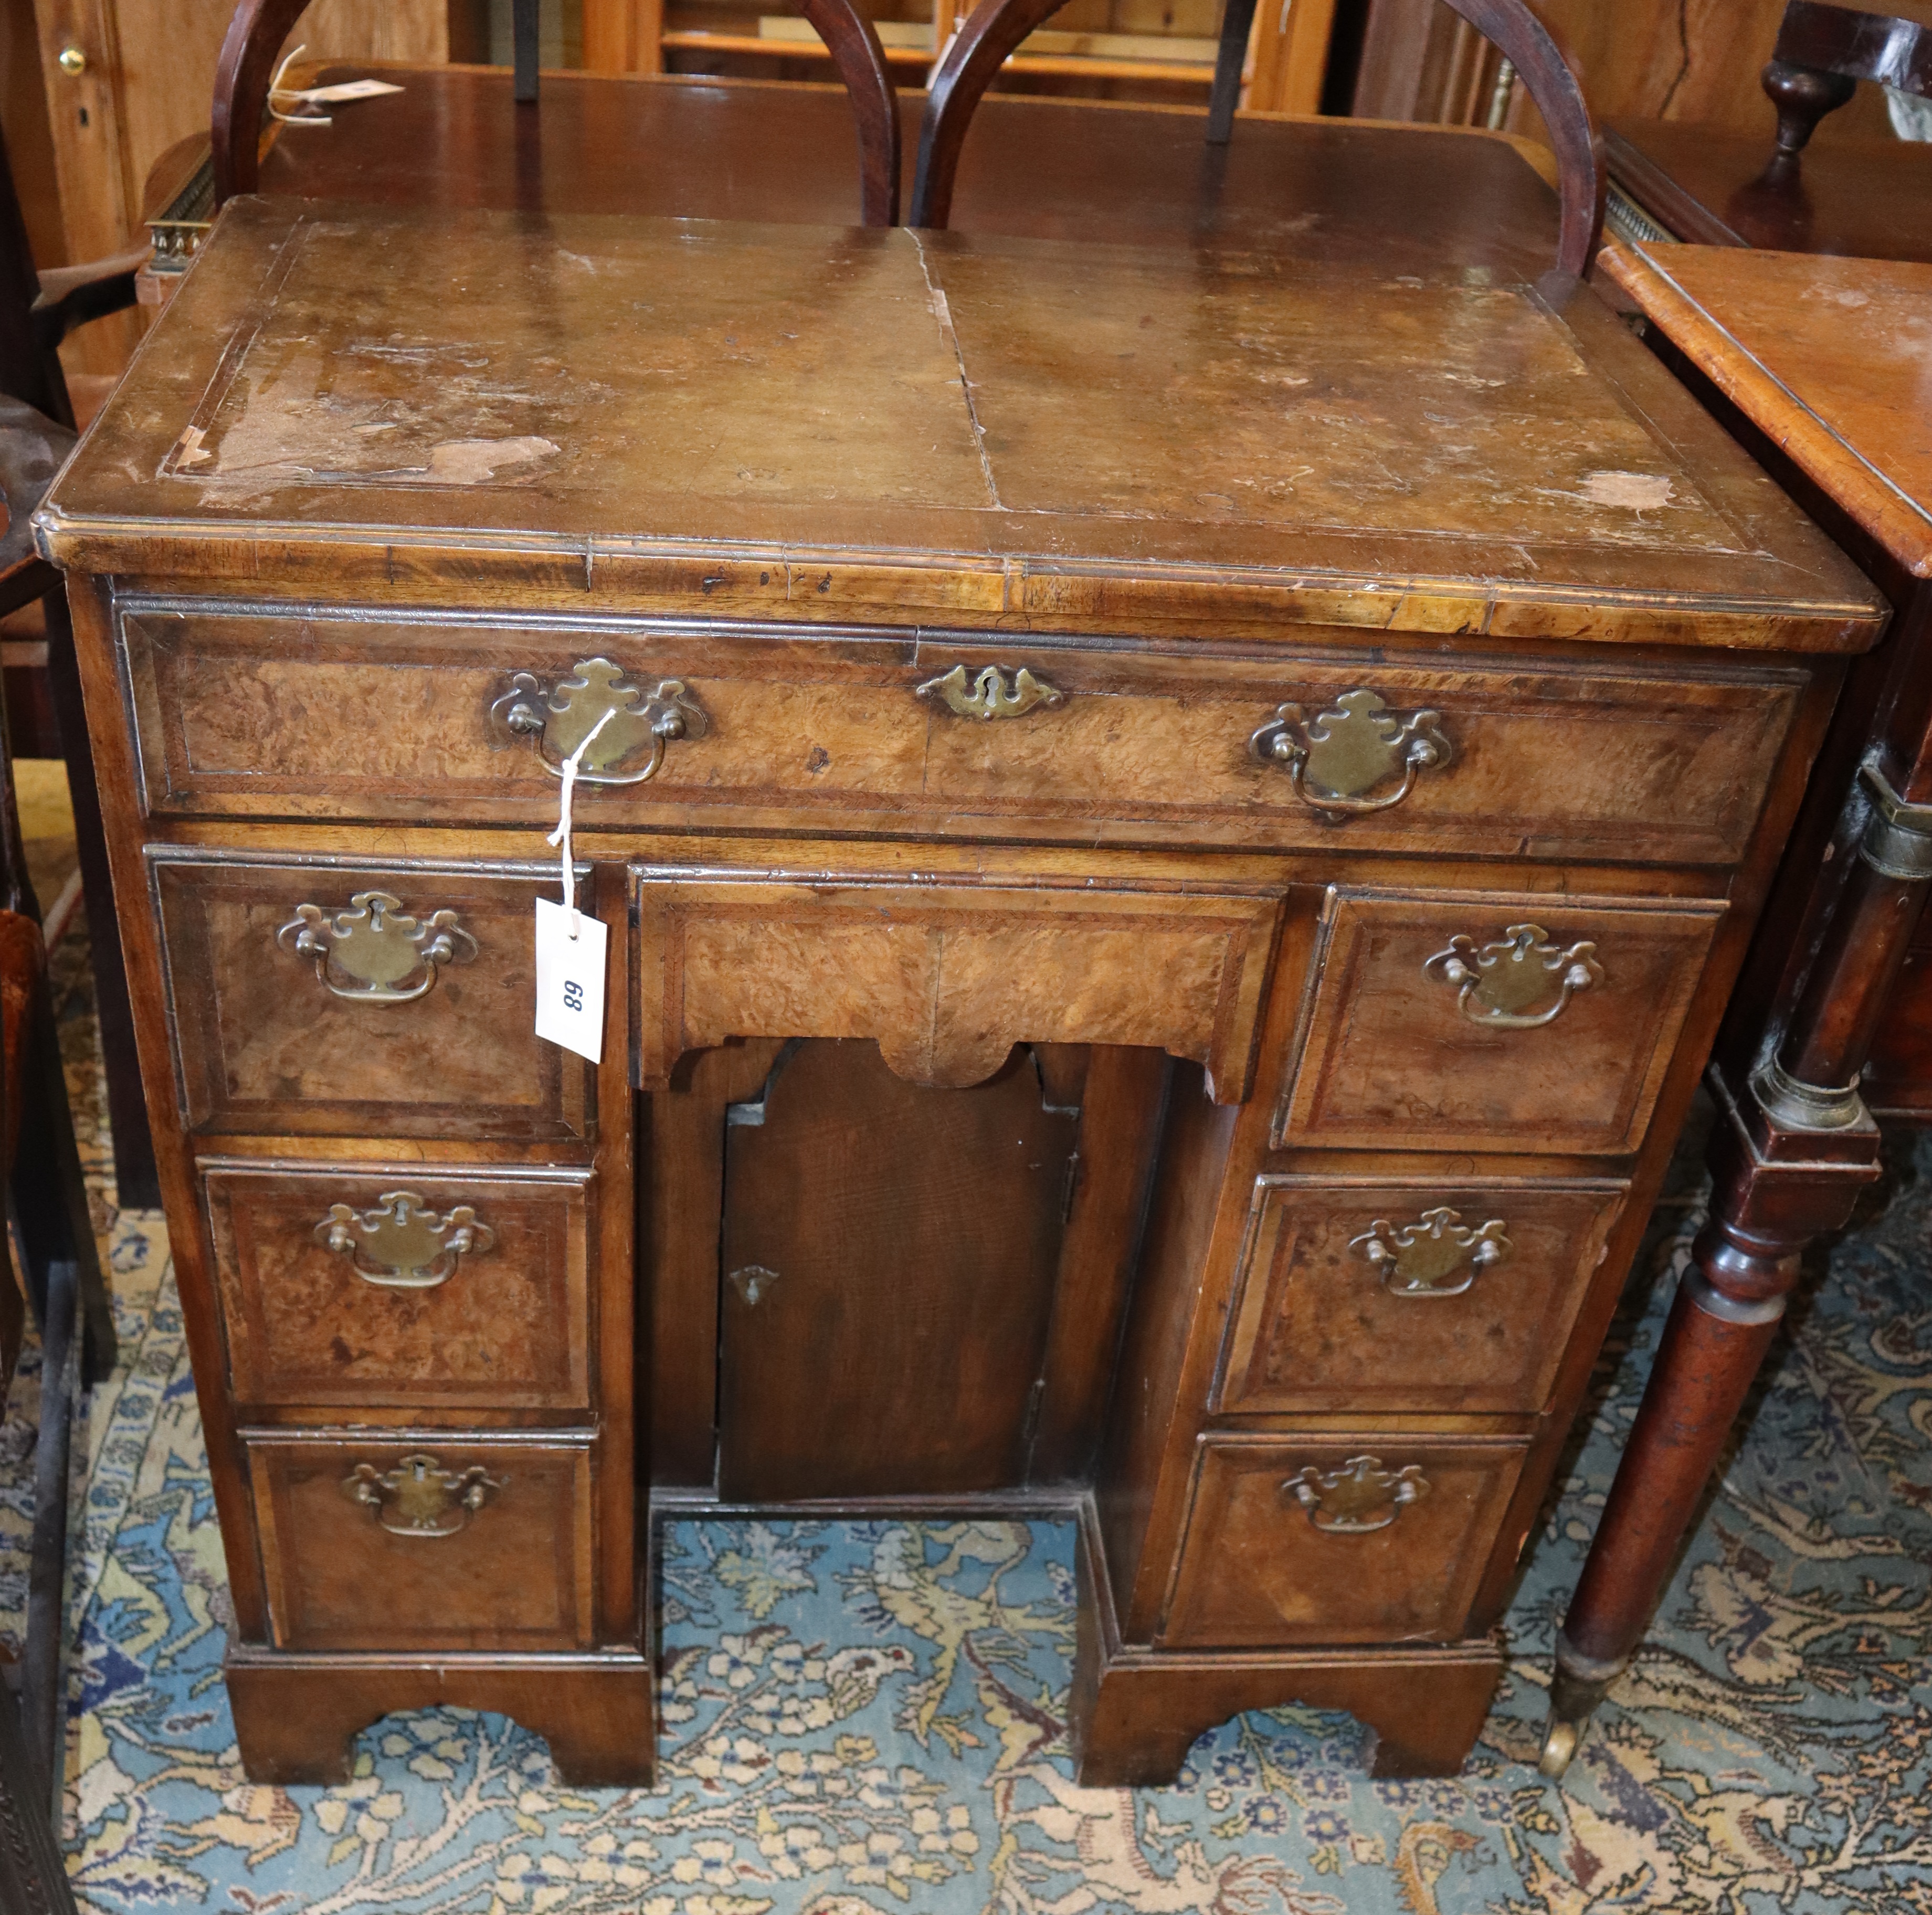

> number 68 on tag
[535,896,607,1063]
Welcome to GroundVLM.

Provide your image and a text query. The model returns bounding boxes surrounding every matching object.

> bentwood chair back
[211,0,905,227]
[912,0,1604,277]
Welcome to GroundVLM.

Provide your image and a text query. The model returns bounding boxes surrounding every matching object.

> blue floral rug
[10,921,1932,1913]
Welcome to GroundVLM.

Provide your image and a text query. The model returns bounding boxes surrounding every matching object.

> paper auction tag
[535,896,606,1063]
[279,78,404,103]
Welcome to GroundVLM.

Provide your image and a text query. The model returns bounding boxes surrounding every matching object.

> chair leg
[10,976,114,1384]
[0,1673,77,1914]
[1206,0,1258,144]
[20,1256,76,1831]
[512,0,540,102]
[40,591,158,1213]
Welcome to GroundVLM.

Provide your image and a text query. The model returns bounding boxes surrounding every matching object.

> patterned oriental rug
[6,916,1930,1914]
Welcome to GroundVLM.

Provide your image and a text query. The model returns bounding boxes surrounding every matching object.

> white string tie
[545,707,615,939]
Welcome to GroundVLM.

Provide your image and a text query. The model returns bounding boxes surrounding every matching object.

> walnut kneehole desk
[38,198,1883,1787]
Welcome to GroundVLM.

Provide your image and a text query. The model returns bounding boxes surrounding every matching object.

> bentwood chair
[212,0,904,225]
[0,125,157,1210]
[0,361,117,1894]
[911,0,1605,278]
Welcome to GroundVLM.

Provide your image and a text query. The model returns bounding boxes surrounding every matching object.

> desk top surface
[1602,239,1932,579]
[44,196,1878,651]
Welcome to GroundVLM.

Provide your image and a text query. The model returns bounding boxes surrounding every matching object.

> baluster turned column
[1539,758,1932,1773]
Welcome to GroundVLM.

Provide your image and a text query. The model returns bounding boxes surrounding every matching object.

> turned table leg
[1542,758,1930,1775]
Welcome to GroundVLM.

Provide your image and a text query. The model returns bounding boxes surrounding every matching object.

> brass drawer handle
[342,1453,502,1538]
[1250,689,1451,817]
[314,1191,495,1290]
[1284,1456,1430,1535]
[916,663,1065,721]
[489,656,708,785]
[278,890,477,1003]
[1351,1207,1510,1298]
[1425,922,1602,1029]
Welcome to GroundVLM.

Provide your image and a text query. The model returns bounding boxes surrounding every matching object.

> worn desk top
[43,198,1880,650]
[1603,240,1932,580]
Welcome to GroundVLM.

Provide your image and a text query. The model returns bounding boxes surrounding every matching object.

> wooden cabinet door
[716,1040,1079,1500]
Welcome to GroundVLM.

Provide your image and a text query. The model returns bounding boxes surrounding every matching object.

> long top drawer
[118,603,1802,865]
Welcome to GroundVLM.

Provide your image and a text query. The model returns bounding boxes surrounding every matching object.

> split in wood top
[1602,240,1932,578]
[42,200,1881,650]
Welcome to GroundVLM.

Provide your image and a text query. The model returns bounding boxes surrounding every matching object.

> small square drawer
[248,1433,595,1652]
[1275,889,1724,1155]
[1160,1435,1529,1648]
[151,853,595,1140]
[1216,1177,1626,1416]
[205,1163,592,1413]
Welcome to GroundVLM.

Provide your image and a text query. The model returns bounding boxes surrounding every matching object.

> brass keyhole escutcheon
[915,663,1065,721]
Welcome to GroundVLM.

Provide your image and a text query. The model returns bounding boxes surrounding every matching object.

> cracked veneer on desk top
[37,199,1887,646]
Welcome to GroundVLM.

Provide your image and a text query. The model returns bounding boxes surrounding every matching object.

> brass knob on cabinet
[57,44,87,75]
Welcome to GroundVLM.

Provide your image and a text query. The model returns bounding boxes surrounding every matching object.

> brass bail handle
[341,1454,503,1537]
[1284,1456,1430,1534]
[314,1191,495,1289]
[277,891,477,1003]
[1250,689,1452,817]
[1424,923,1603,1030]
[488,657,710,786]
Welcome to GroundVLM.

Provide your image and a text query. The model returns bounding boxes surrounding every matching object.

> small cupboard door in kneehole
[716,1040,1079,1500]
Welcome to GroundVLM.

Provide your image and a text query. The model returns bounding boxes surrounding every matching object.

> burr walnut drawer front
[118,603,1799,863]
[634,866,1282,1103]
[247,1433,596,1653]
[151,853,594,1141]
[204,1164,592,1414]
[1276,889,1725,1156]
[1215,1178,1628,1417]
[1159,1435,1530,1648]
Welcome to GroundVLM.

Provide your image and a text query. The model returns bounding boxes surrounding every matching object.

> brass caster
[1537,1710,1582,1778]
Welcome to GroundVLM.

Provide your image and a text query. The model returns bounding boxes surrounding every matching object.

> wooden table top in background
[221,62,1569,278]
[1602,241,1932,575]
[48,196,1878,655]
[1607,116,1932,261]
